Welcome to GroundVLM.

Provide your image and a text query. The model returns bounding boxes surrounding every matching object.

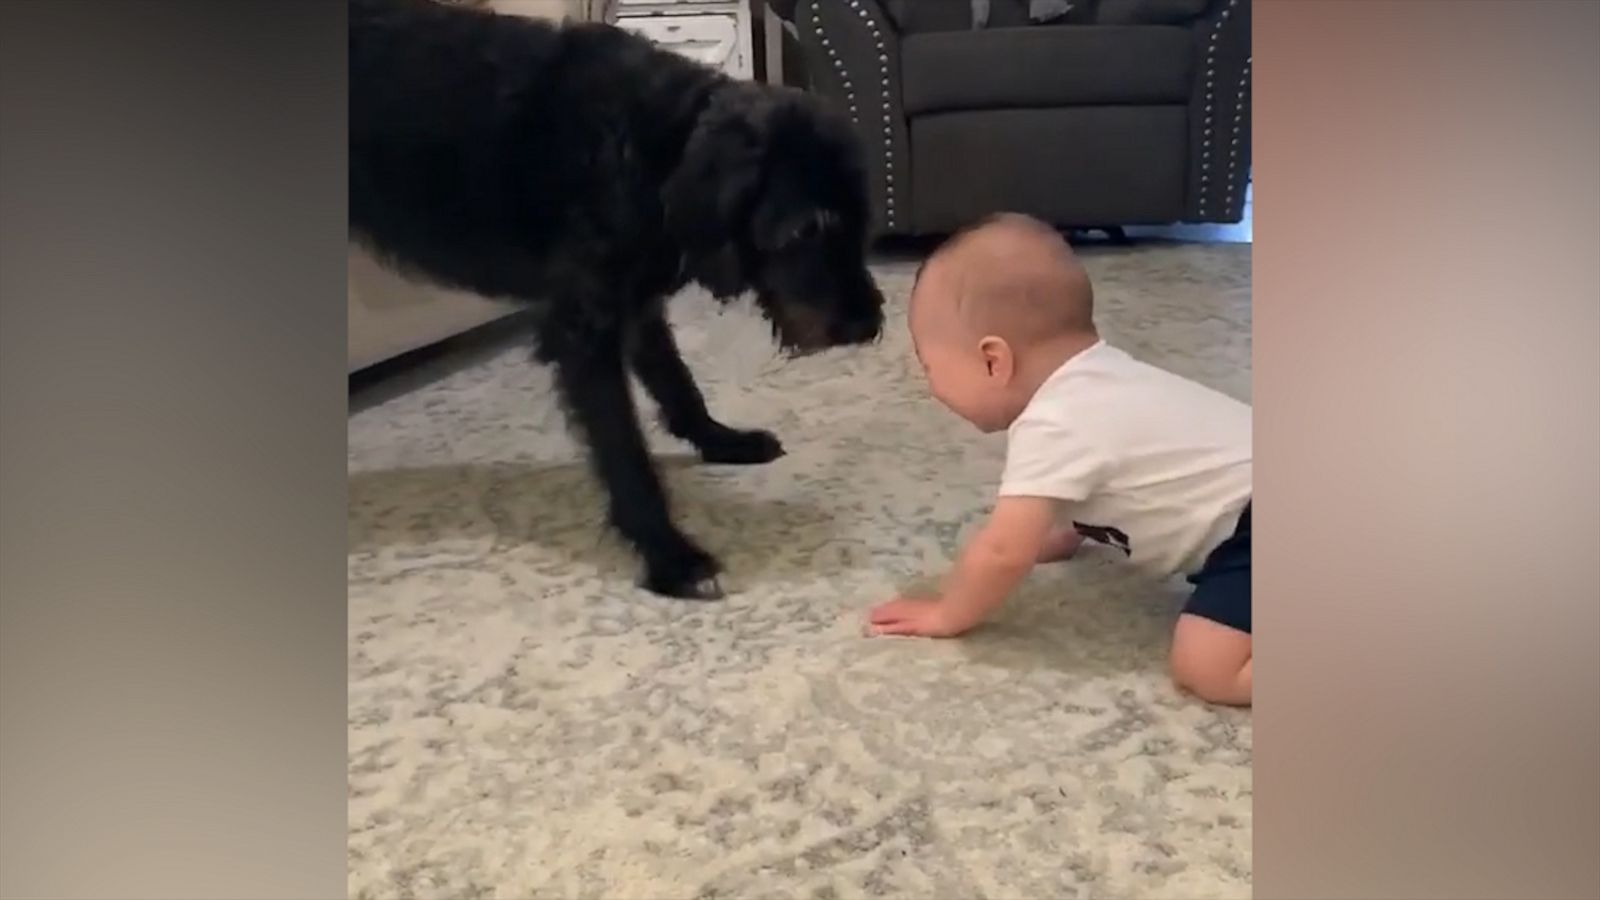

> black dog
[350,0,885,598]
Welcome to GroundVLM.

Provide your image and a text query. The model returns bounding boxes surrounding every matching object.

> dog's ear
[663,94,767,298]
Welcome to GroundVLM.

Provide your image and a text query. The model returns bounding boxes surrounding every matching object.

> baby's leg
[1173,508,1251,706]
[1170,614,1252,706]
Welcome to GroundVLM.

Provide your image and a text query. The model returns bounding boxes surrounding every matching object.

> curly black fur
[350,0,885,598]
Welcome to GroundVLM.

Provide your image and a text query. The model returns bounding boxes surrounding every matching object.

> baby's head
[909,213,1098,432]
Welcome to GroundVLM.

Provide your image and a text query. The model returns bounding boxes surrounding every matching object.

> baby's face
[908,287,1015,434]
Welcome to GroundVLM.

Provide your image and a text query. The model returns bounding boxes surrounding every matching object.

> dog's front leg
[546,327,724,600]
[628,308,785,465]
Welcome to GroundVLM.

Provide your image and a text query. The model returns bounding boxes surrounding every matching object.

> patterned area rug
[349,242,1253,899]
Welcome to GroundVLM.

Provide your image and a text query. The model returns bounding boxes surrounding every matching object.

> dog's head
[663,84,885,355]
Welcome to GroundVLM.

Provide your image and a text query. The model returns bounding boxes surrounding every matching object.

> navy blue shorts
[1184,502,1251,634]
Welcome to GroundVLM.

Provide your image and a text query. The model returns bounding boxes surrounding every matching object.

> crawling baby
[868,213,1253,707]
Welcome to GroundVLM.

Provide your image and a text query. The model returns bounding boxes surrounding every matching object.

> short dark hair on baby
[915,213,1096,341]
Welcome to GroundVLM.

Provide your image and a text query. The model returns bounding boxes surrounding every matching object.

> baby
[868,213,1253,707]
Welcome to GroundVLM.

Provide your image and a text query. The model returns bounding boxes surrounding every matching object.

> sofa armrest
[791,0,910,236]
[1185,0,1252,222]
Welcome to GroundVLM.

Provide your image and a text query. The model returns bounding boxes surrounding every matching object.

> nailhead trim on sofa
[809,0,897,230]
[1199,0,1248,219]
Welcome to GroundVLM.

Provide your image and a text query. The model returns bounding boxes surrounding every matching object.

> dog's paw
[643,542,725,600]
[698,427,785,466]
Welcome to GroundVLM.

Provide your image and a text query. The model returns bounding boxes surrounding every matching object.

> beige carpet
[348,242,1253,900]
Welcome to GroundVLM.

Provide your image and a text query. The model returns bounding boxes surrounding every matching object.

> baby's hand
[867,596,972,638]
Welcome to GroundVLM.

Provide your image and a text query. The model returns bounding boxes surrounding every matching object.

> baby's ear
[978,335,1015,380]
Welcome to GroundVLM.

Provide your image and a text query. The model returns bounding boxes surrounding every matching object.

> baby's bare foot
[1038,528,1085,563]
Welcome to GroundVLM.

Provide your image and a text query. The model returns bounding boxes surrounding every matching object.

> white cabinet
[615,1,754,80]
[486,0,616,22]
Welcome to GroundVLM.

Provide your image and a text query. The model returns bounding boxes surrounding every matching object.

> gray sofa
[768,0,1252,237]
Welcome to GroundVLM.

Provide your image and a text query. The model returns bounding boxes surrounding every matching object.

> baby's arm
[869,496,1057,637]
[1038,525,1085,562]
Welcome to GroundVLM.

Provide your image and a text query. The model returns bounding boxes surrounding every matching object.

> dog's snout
[831,311,882,345]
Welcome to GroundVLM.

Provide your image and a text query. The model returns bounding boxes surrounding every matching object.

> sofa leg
[1067,226,1131,244]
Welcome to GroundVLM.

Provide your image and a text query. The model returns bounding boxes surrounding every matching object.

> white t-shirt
[999,341,1252,578]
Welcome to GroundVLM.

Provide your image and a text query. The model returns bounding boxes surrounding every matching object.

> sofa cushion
[880,0,965,33]
[901,25,1192,115]
[879,0,1210,32]
[1096,0,1211,26]
[881,0,1050,33]
[909,105,1189,233]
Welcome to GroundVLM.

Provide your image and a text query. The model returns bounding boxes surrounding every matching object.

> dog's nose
[832,315,881,345]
